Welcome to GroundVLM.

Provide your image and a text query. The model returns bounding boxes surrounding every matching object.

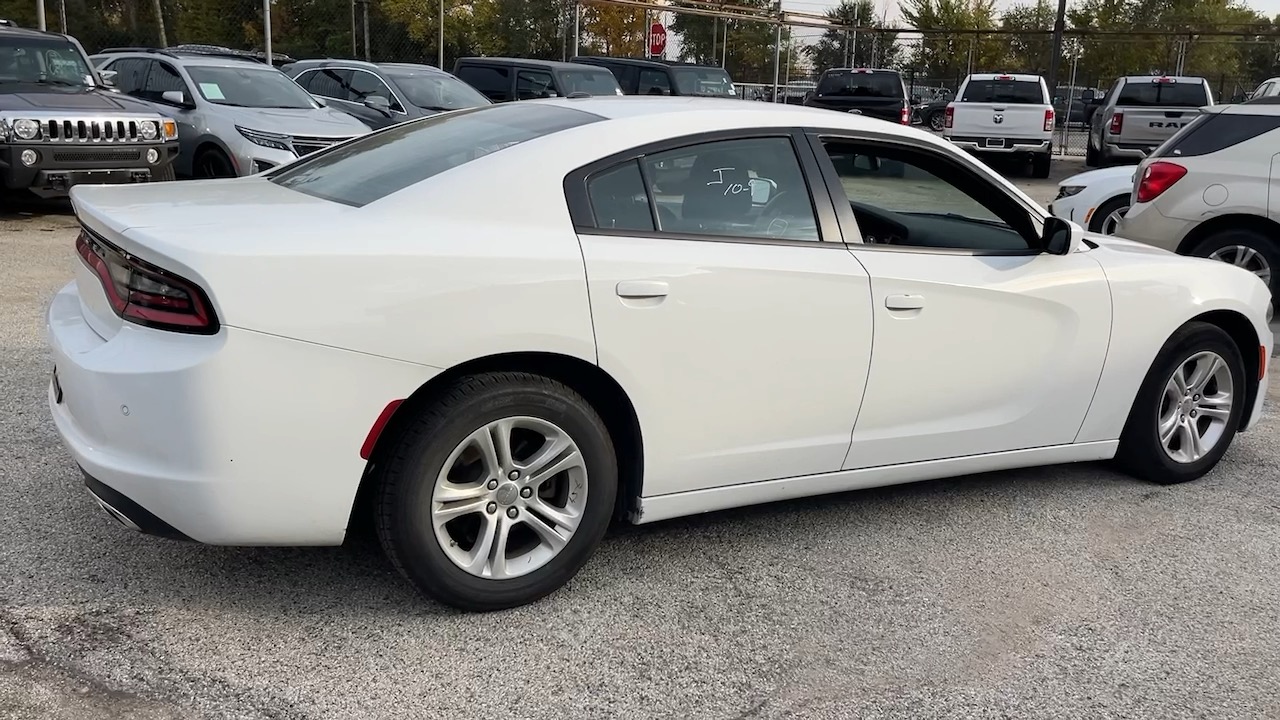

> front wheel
[1089,195,1129,235]
[1115,322,1247,485]
[375,372,617,611]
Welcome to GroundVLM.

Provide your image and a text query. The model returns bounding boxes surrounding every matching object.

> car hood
[1059,165,1135,188]
[216,104,372,137]
[0,85,161,115]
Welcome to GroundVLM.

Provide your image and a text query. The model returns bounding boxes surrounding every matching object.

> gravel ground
[3,163,1280,720]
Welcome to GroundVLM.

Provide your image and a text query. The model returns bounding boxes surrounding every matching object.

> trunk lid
[1114,107,1197,146]
[950,103,1048,139]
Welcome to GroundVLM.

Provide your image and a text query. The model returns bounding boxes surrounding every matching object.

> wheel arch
[350,351,645,532]
[1175,213,1280,256]
[1188,309,1262,418]
[192,137,237,175]
[1089,193,1131,233]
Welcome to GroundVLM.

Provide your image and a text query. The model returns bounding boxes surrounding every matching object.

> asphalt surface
[3,161,1280,719]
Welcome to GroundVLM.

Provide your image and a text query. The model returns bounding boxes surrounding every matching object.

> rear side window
[456,64,510,101]
[269,103,602,207]
[961,79,1044,104]
[816,71,903,98]
[1152,112,1280,158]
[586,161,653,232]
[557,68,620,96]
[1116,80,1209,107]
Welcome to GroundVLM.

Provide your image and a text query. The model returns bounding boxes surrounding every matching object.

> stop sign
[648,22,667,57]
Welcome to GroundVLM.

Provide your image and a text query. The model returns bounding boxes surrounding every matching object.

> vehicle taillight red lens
[75,228,218,334]
[900,104,909,125]
[1043,108,1054,131]
[1109,112,1123,134]
[944,106,954,128]
[1135,161,1187,203]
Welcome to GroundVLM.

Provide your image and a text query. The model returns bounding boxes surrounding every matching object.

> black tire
[1088,195,1129,235]
[1189,228,1280,299]
[928,111,945,131]
[194,147,235,178]
[1114,322,1248,485]
[1084,141,1098,168]
[1031,153,1051,178]
[151,163,176,183]
[375,372,617,611]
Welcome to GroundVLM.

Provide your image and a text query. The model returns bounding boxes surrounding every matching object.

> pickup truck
[1083,75,1213,167]
[802,67,910,125]
[942,73,1054,177]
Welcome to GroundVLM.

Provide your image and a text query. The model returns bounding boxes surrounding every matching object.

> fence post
[771,23,781,102]
[573,1,580,59]
[35,0,45,31]
[438,0,444,69]
[263,0,272,65]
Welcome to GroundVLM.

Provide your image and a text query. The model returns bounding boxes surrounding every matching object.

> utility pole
[1046,0,1068,97]
[438,0,444,69]
[35,0,45,31]
[263,0,272,65]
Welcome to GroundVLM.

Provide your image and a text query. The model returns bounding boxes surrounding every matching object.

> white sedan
[1048,164,1135,235]
[48,98,1273,612]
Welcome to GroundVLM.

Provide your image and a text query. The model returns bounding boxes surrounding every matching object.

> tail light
[1135,161,1187,203]
[1044,108,1054,131]
[900,104,910,125]
[75,228,218,334]
[1109,112,1124,134]
[944,105,954,129]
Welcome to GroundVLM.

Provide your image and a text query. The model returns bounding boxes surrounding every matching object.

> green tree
[805,0,902,72]
[670,0,786,83]
[999,0,1054,73]
[901,0,1003,80]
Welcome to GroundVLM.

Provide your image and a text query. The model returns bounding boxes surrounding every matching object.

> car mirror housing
[1043,215,1083,255]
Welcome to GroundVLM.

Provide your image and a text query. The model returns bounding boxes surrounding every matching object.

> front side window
[640,137,819,242]
[638,69,671,96]
[270,102,601,207]
[349,70,404,112]
[557,68,621,96]
[456,65,510,101]
[517,69,556,100]
[186,65,318,109]
[820,140,1034,252]
[671,67,734,97]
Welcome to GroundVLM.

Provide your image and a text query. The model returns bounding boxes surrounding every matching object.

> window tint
[820,140,1034,251]
[186,65,318,109]
[638,68,671,95]
[558,68,620,96]
[671,67,734,96]
[382,68,489,110]
[641,137,818,242]
[350,70,403,111]
[517,69,556,100]
[815,70,903,99]
[586,161,654,232]
[0,36,93,86]
[270,103,601,207]
[301,68,351,99]
[143,61,187,103]
[106,58,149,94]
[457,65,510,101]
[960,79,1044,104]
[1152,112,1280,158]
[1116,80,1209,107]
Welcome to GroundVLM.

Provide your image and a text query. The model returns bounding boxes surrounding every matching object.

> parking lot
[3,157,1279,720]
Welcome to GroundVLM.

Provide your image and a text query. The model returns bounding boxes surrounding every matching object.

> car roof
[1118,75,1206,82]
[456,57,602,71]
[0,25,75,40]
[537,95,907,127]
[95,47,272,69]
[819,67,900,75]
[288,59,451,75]
[967,73,1043,81]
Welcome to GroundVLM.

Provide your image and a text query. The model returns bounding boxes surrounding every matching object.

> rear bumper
[944,136,1051,154]
[1113,202,1189,253]
[1102,142,1152,161]
[46,279,439,545]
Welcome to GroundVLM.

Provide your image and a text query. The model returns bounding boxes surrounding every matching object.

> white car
[48,98,1273,612]
[1049,165,1135,235]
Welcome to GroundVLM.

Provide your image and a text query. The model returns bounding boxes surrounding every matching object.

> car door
[567,132,874,497]
[805,132,1112,469]
[346,69,405,129]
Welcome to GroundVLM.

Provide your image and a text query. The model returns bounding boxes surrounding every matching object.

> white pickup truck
[942,73,1055,177]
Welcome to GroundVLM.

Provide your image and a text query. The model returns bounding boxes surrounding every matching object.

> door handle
[616,280,669,299]
[885,294,925,310]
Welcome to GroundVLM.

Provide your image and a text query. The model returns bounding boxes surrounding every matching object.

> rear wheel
[1084,141,1099,168]
[1190,228,1280,298]
[1031,152,1051,178]
[928,112,945,131]
[375,372,617,611]
[1088,195,1129,235]
[1115,322,1247,485]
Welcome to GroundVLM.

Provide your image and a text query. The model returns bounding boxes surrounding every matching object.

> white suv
[1118,98,1280,299]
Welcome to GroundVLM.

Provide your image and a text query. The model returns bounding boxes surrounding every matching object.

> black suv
[452,57,622,102]
[0,24,179,199]
[569,56,736,97]
[804,68,910,125]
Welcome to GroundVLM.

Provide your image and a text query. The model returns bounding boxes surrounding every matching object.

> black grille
[52,148,142,163]
[293,143,326,156]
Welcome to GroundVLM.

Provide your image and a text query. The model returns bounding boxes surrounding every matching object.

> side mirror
[852,154,882,172]
[161,90,190,107]
[1042,215,1082,255]
[363,95,391,115]
[99,69,117,87]
[748,177,777,204]
[1081,89,1096,103]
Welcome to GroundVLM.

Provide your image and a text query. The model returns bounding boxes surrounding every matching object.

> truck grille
[52,148,142,163]
[41,118,157,143]
[290,134,355,156]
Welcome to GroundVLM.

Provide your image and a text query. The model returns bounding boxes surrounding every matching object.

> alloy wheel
[1208,244,1272,286]
[430,416,588,579]
[1100,205,1128,235]
[1157,351,1234,464]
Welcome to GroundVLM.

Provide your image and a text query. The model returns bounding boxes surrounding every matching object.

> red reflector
[360,399,404,460]
[1261,346,1269,381]
[1135,161,1187,203]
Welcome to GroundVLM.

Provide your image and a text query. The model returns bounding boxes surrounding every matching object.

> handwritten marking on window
[705,166,750,197]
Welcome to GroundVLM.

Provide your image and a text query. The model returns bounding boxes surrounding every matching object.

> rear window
[269,103,602,206]
[1151,111,1280,159]
[815,71,903,98]
[1116,80,1209,107]
[556,68,620,96]
[671,67,735,96]
[960,79,1045,104]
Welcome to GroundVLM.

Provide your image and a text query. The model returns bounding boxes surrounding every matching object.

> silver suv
[89,47,371,177]
[1117,99,1280,299]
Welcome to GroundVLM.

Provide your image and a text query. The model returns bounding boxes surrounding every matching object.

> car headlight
[139,121,158,140]
[1055,185,1085,200]
[236,125,292,152]
[161,119,178,140]
[12,118,40,140]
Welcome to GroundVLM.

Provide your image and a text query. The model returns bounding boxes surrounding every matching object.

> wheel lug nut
[487,479,498,490]
[486,502,498,514]
[520,486,532,498]
[506,507,518,519]
[1194,394,1200,401]
[508,470,520,480]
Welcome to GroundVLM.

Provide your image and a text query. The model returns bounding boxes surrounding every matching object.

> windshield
[816,71,903,98]
[186,65,318,108]
[556,68,620,96]
[0,37,93,86]
[961,79,1044,104]
[1116,80,1209,107]
[671,67,735,96]
[384,68,490,110]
